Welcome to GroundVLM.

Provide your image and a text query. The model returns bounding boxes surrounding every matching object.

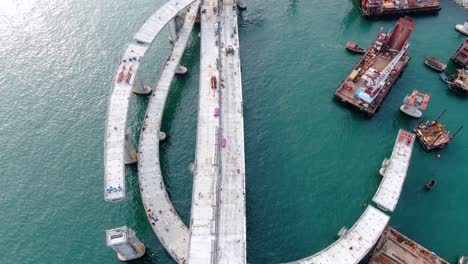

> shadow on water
[287,0,299,16]
[331,96,374,121]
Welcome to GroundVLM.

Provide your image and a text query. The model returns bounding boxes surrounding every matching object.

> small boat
[459,256,468,264]
[345,41,366,54]
[455,20,468,36]
[424,180,436,191]
[400,89,430,118]
[425,57,447,72]
[440,72,450,84]
[448,69,468,96]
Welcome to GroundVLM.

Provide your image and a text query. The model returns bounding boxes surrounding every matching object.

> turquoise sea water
[0,0,467,263]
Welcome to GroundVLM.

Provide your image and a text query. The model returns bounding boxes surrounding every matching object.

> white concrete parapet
[188,0,221,262]
[372,129,415,212]
[137,2,200,263]
[216,0,247,263]
[104,44,148,202]
[289,205,390,264]
[134,0,197,44]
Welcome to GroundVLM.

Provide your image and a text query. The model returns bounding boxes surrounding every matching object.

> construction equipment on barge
[369,226,449,264]
[448,68,468,95]
[335,17,415,116]
[357,0,441,18]
[414,110,464,151]
[400,89,430,118]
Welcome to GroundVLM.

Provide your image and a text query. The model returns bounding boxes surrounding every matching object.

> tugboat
[425,57,447,72]
[414,110,464,151]
[448,69,468,96]
[400,89,430,118]
[345,41,367,54]
[424,180,436,191]
[455,20,468,36]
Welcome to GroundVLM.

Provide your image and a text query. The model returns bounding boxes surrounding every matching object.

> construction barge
[451,38,468,68]
[413,110,463,151]
[357,0,441,18]
[335,17,415,116]
[369,226,449,264]
[448,68,468,95]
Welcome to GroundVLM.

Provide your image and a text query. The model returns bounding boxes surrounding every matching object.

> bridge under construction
[103,1,416,263]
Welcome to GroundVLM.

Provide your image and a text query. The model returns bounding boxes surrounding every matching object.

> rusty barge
[357,0,441,18]
[335,17,415,116]
[369,226,449,264]
[451,38,468,68]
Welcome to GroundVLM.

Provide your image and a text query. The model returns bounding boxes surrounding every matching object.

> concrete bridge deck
[187,0,222,262]
[105,2,417,263]
[288,129,414,264]
[137,2,199,263]
[373,129,415,212]
[134,0,197,44]
[104,43,148,202]
[104,0,198,202]
[216,1,247,263]
[289,205,390,264]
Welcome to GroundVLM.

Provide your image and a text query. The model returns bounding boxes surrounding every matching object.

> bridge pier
[175,65,188,75]
[106,226,145,261]
[132,74,152,95]
[169,18,189,75]
[158,131,167,141]
[235,0,247,10]
[169,18,178,42]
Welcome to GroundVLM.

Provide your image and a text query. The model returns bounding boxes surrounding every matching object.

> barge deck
[369,226,449,264]
[335,17,415,116]
[357,0,441,18]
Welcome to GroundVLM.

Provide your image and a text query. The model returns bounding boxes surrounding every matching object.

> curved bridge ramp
[134,0,198,44]
[372,129,415,212]
[104,0,197,202]
[137,2,199,263]
[288,205,390,264]
[104,43,148,202]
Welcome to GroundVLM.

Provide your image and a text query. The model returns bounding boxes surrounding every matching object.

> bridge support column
[175,64,188,75]
[235,0,247,10]
[124,128,137,165]
[132,73,152,95]
[168,18,178,43]
[158,131,167,141]
[106,226,145,261]
[169,18,188,75]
